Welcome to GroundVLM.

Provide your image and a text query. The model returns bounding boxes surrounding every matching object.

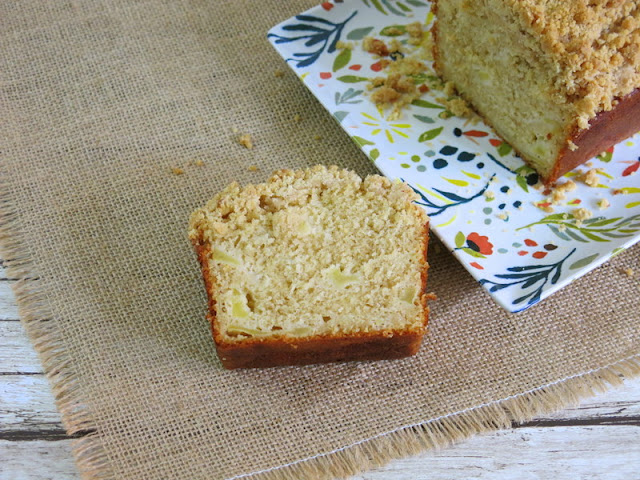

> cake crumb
[335,40,353,50]
[445,97,473,117]
[623,267,634,278]
[314,134,323,141]
[573,207,593,224]
[535,202,554,213]
[551,190,565,204]
[238,134,254,149]
[558,224,567,232]
[274,69,285,78]
[558,179,577,192]
[293,114,302,123]
[484,190,495,200]
[194,160,205,167]
[551,179,577,204]
[567,140,579,151]
[363,37,389,56]
[443,81,457,97]
[580,168,600,187]
[384,26,405,36]
[171,167,185,175]
[248,165,259,172]
[406,22,423,39]
[598,198,610,210]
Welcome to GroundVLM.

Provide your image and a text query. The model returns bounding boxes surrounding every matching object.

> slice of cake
[432,0,640,183]
[188,165,431,369]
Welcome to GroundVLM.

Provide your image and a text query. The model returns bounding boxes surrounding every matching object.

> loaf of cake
[188,165,431,369]
[432,0,640,183]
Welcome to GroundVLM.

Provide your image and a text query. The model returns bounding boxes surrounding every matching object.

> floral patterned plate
[268,0,640,312]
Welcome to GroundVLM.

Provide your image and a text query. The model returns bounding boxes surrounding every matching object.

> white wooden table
[2,261,639,480]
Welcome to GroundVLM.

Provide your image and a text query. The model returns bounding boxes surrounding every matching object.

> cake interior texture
[432,0,640,182]
[189,166,429,367]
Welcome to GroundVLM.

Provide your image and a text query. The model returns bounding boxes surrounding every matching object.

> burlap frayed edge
[1,171,639,480]
[0,175,111,480]
[228,355,640,480]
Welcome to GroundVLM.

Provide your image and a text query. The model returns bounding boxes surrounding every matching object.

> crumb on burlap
[274,69,285,78]
[248,165,259,172]
[314,134,323,141]
[598,198,610,210]
[171,167,185,175]
[193,160,205,167]
[623,267,634,278]
[293,114,302,123]
[238,133,253,149]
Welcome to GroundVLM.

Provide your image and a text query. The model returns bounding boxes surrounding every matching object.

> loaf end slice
[189,165,430,369]
[432,0,640,184]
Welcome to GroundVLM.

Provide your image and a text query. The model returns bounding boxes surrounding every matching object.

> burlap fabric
[2,1,639,479]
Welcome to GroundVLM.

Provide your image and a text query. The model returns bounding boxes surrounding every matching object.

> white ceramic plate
[268,0,640,312]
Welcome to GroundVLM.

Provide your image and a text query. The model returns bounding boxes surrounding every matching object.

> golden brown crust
[549,87,640,183]
[212,327,426,369]
[190,221,431,369]
[191,238,217,317]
